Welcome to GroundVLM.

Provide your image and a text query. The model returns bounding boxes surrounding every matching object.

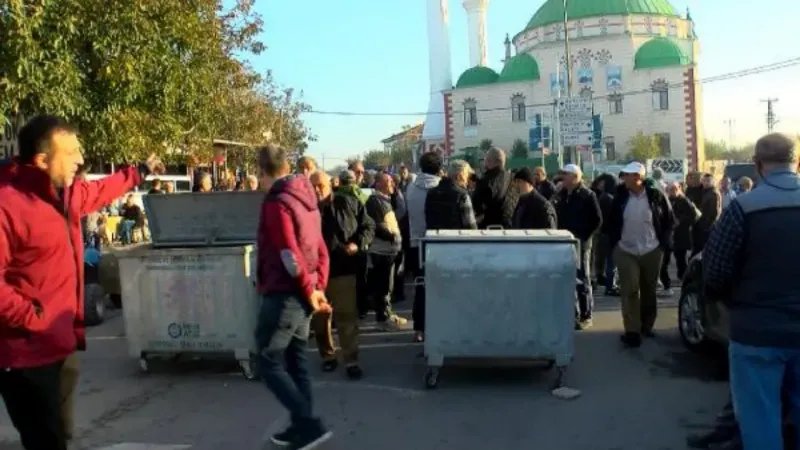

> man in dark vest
[704,133,800,450]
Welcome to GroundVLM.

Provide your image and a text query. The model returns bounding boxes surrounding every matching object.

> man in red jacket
[0,115,162,450]
[254,144,333,450]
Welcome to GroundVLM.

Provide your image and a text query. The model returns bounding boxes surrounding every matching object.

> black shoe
[605,287,620,297]
[271,425,298,447]
[620,332,641,348]
[291,424,333,450]
[345,364,363,380]
[642,329,656,338]
[708,434,742,450]
[321,360,338,372]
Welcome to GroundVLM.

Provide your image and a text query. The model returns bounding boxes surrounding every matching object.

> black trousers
[368,254,396,322]
[661,249,689,289]
[392,250,405,303]
[0,359,68,450]
[408,246,426,332]
[356,254,369,316]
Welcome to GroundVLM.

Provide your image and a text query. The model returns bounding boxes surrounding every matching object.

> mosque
[420,0,705,176]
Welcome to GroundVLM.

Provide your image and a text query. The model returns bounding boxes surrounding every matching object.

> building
[381,124,423,152]
[421,0,705,174]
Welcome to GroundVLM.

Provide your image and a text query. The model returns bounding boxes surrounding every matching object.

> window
[608,94,623,114]
[463,98,478,127]
[604,137,616,160]
[511,94,526,122]
[651,80,669,110]
[579,86,593,99]
[655,132,671,156]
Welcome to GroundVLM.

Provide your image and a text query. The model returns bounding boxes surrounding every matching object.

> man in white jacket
[404,152,442,342]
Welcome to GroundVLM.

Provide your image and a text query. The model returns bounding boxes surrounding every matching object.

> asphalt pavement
[0,289,729,450]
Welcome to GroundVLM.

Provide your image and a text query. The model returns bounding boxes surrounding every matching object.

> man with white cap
[604,161,675,348]
[552,163,602,330]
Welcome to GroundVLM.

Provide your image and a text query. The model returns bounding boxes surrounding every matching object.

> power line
[305,57,800,117]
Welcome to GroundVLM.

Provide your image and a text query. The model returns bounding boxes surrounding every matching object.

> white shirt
[618,191,660,256]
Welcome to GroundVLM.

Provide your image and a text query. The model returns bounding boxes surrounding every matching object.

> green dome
[524,0,680,31]
[499,54,541,82]
[634,37,690,69]
[456,66,500,88]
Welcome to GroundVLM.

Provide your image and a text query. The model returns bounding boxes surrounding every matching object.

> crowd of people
[2,113,799,450]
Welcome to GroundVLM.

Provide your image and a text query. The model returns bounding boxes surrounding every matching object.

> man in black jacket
[365,172,408,331]
[472,147,518,228]
[511,167,556,229]
[593,173,620,296]
[552,164,603,330]
[426,160,478,231]
[604,162,675,348]
[309,170,375,379]
[533,166,556,200]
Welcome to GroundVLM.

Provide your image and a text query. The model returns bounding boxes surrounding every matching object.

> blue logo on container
[167,323,182,339]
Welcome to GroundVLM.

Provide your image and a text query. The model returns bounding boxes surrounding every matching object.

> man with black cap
[512,167,557,229]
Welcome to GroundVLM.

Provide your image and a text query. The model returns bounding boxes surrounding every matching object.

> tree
[704,139,727,161]
[626,132,660,162]
[362,149,392,170]
[458,146,481,169]
[479,138,493,152]
[0,0,311,164]
[511,139,529,158]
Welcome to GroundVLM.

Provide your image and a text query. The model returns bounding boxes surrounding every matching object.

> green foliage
[704,139,727,161]
[511,139,529,158]
[362,150,392,170]
[479,138,493,151]
[458,146,482,169]
[626,132,660,162]
[0,0,312,164]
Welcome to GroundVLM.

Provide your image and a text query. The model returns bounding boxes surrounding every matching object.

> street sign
[561,133,594,146]
[558,97,594,146]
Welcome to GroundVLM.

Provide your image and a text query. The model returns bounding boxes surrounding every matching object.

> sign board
[0,117,22,160]
[558,97,593,147]
[646,158,687,183]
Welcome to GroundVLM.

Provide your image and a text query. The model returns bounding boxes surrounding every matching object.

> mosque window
[651,80,669,110]
[655,133,672,156]
[595,49,612,65]
[511,95,526,122]
[599,18,609,35]
[463,99,478,126]
[604,137,617,160]
[579,87,593,99]
[608,94,623,115]
[554,23,563,41]
[576,21,585,38]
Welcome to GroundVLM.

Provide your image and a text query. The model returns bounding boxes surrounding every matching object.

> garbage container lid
[143,191,264,247]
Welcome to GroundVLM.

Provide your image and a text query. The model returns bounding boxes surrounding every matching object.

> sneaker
[579,318,593,329]
[271,425,298,447]
[376,314,409,331]
[659,288,674,297]
[619,332,641,348]
[291,425,333,450]
[345,364,363,380]
[321,360,338,372]
[413,331,424,343]
[605,287,620,297]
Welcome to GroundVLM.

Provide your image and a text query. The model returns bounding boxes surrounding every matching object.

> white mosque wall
[450,27,696,165]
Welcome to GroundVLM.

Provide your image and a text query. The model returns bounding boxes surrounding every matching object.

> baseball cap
[621,162,646,176]
[561,164,582,175]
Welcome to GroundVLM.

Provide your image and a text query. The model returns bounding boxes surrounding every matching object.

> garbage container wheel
[139,354,149,374]
[424,368,440,389]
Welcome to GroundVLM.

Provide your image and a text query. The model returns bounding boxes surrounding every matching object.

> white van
[84,173,192,193]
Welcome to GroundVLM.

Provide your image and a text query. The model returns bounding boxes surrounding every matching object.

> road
[0,292,729,450]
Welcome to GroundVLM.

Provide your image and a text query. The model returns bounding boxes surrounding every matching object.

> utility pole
[561,0,575,165]
[723,119,735,150]
[761,98,779,132]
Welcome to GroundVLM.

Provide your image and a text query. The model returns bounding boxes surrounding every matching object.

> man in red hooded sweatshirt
[253,144,333,450]
[0,115,163,450]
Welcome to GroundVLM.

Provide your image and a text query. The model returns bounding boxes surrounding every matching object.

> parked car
[677,252,729,350]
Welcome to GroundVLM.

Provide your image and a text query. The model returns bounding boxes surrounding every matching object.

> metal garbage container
[421,229,577,389]
[114,191,264,379]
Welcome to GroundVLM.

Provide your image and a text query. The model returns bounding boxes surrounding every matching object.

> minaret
[462,0,489,67]
[502,33,512,64]
[421,0,453,147]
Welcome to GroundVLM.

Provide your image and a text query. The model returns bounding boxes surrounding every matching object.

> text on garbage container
[147,340,225,350]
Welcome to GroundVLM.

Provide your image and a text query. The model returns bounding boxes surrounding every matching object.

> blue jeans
[729,341,800,450]
[575,239,594,321]
[120,220,136,245]
[254,294,320,430]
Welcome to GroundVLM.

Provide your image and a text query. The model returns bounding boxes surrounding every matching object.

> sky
[254,0,800,168]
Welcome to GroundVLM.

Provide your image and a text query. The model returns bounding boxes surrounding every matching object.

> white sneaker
[659,288,674,297]
[377,314,409,331]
